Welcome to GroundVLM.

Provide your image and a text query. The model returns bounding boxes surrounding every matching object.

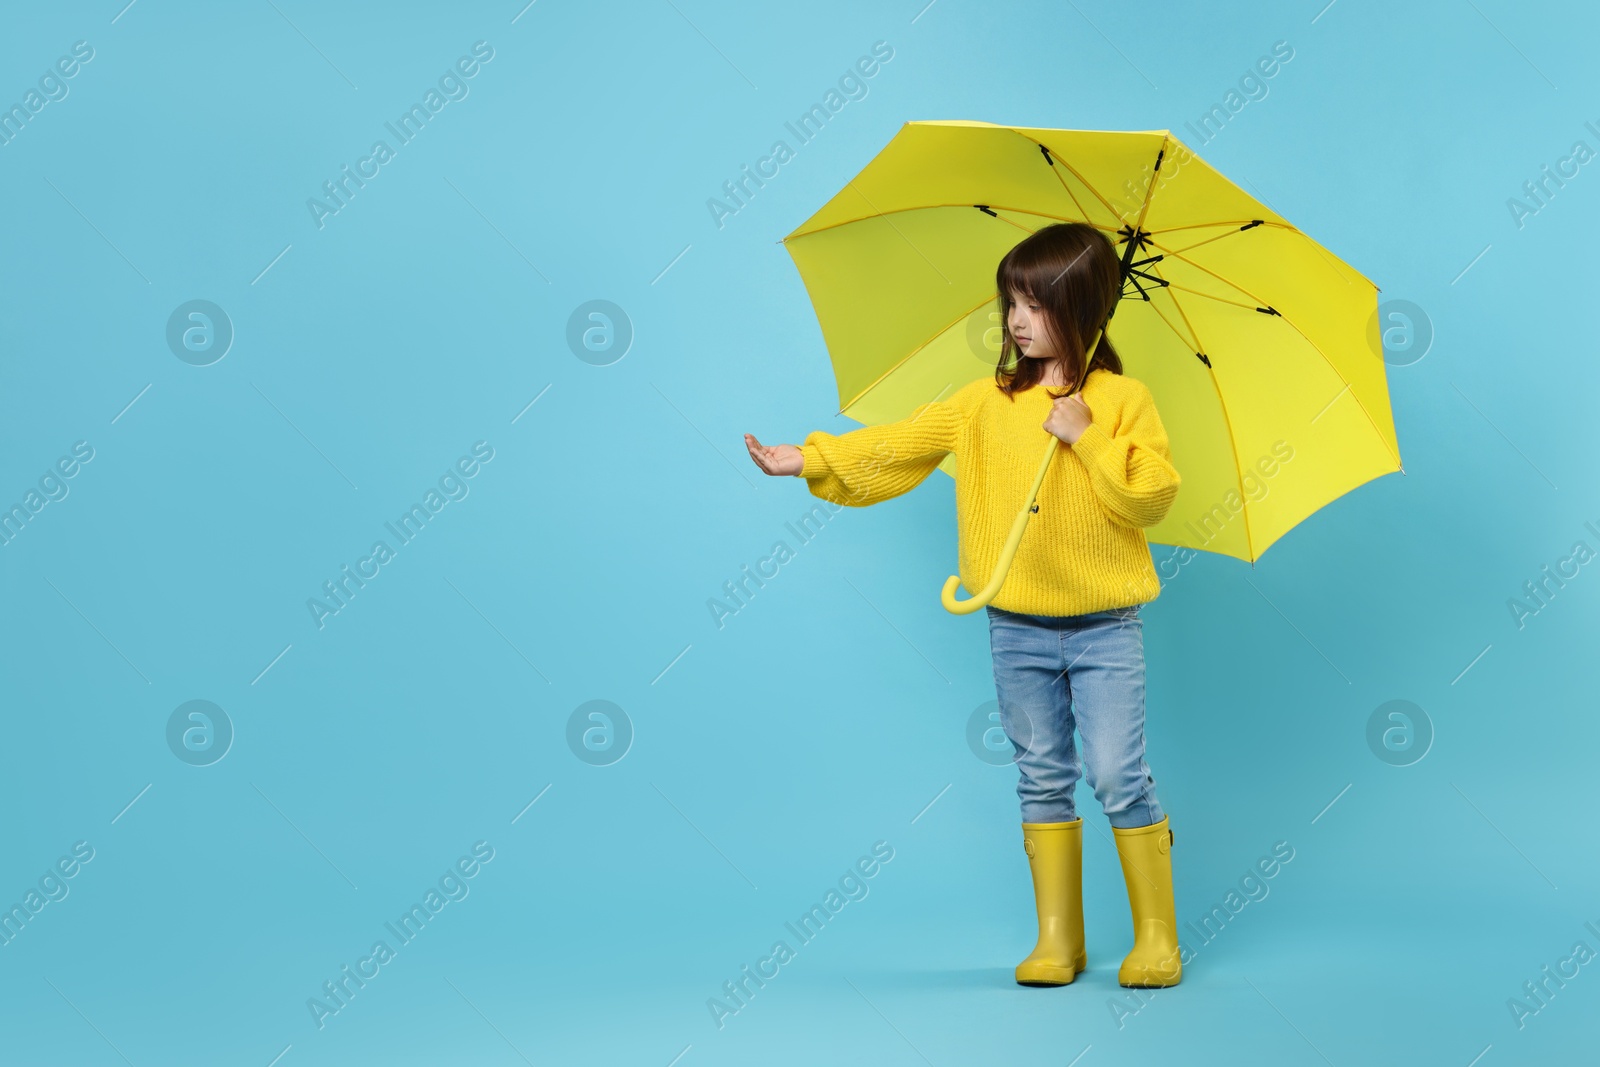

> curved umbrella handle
[940,431,1062,614]
[941,325,1106,616]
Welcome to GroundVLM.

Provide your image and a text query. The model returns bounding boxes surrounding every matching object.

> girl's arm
[1070,381,1182,529]
[794,397,966,507]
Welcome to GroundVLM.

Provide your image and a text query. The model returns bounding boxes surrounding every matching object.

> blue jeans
[986,603,1165,829]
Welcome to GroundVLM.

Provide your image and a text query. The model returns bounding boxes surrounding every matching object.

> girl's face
[1007,288,1056,362]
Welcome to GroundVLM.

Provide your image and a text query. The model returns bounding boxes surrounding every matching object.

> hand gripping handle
[940,325,1105,615]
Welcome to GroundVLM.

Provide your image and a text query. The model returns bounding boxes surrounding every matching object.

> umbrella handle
[940,432,1062,614]
[939,324,1106,616]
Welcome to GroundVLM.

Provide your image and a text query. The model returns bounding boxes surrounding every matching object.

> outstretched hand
[744,433,804,476]
[1043,393,1093,445]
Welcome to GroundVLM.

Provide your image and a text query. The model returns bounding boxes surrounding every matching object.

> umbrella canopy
[782,120,1401,564]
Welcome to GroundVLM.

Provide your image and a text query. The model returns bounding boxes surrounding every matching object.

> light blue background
[2,1,1596,1064]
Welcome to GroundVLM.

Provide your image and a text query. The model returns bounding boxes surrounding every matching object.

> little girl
[745,221,1184,990]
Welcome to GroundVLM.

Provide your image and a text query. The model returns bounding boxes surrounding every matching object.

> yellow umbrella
[782,120,1401,612]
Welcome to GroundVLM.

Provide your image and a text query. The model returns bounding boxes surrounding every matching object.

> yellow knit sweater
[797,368,1181,616]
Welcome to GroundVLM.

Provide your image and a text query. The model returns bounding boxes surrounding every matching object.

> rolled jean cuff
[1106,792,1164,830]
[1022,803,1078,824]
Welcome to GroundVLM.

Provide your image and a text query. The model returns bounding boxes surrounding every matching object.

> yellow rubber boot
[1015,820,1086,986]
[1112,816,1182,987]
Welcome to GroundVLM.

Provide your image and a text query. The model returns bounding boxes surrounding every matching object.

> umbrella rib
[786,203,1119,242]
[1038,150,1103,227]
[1152,258,1401,509]
[1106,136,1259,557]
[1046,166,1098,226]
[1105,136,1173,331]
[1144,219,1297,236]
[1261,311,1403,469]
[1154,213,1383,291]
[1141,210,1369,308]
[1135,291,1200,354]
[1012,129,1144,229]
[1142,239,1265,305]
[1159,282,1260,313]
[1161,223,1276,258]
[1095,136,1171,334]
[991,212,1042,237]
[1151,224,1368,300]
[1143,267,1258,561]
[1163,261,1400,469]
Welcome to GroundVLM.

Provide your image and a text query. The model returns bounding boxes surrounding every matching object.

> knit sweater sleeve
[1069,380,1181,529]
[795,393,968,507]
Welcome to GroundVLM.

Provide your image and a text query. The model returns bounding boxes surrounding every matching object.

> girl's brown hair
[991,221,1124,400]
